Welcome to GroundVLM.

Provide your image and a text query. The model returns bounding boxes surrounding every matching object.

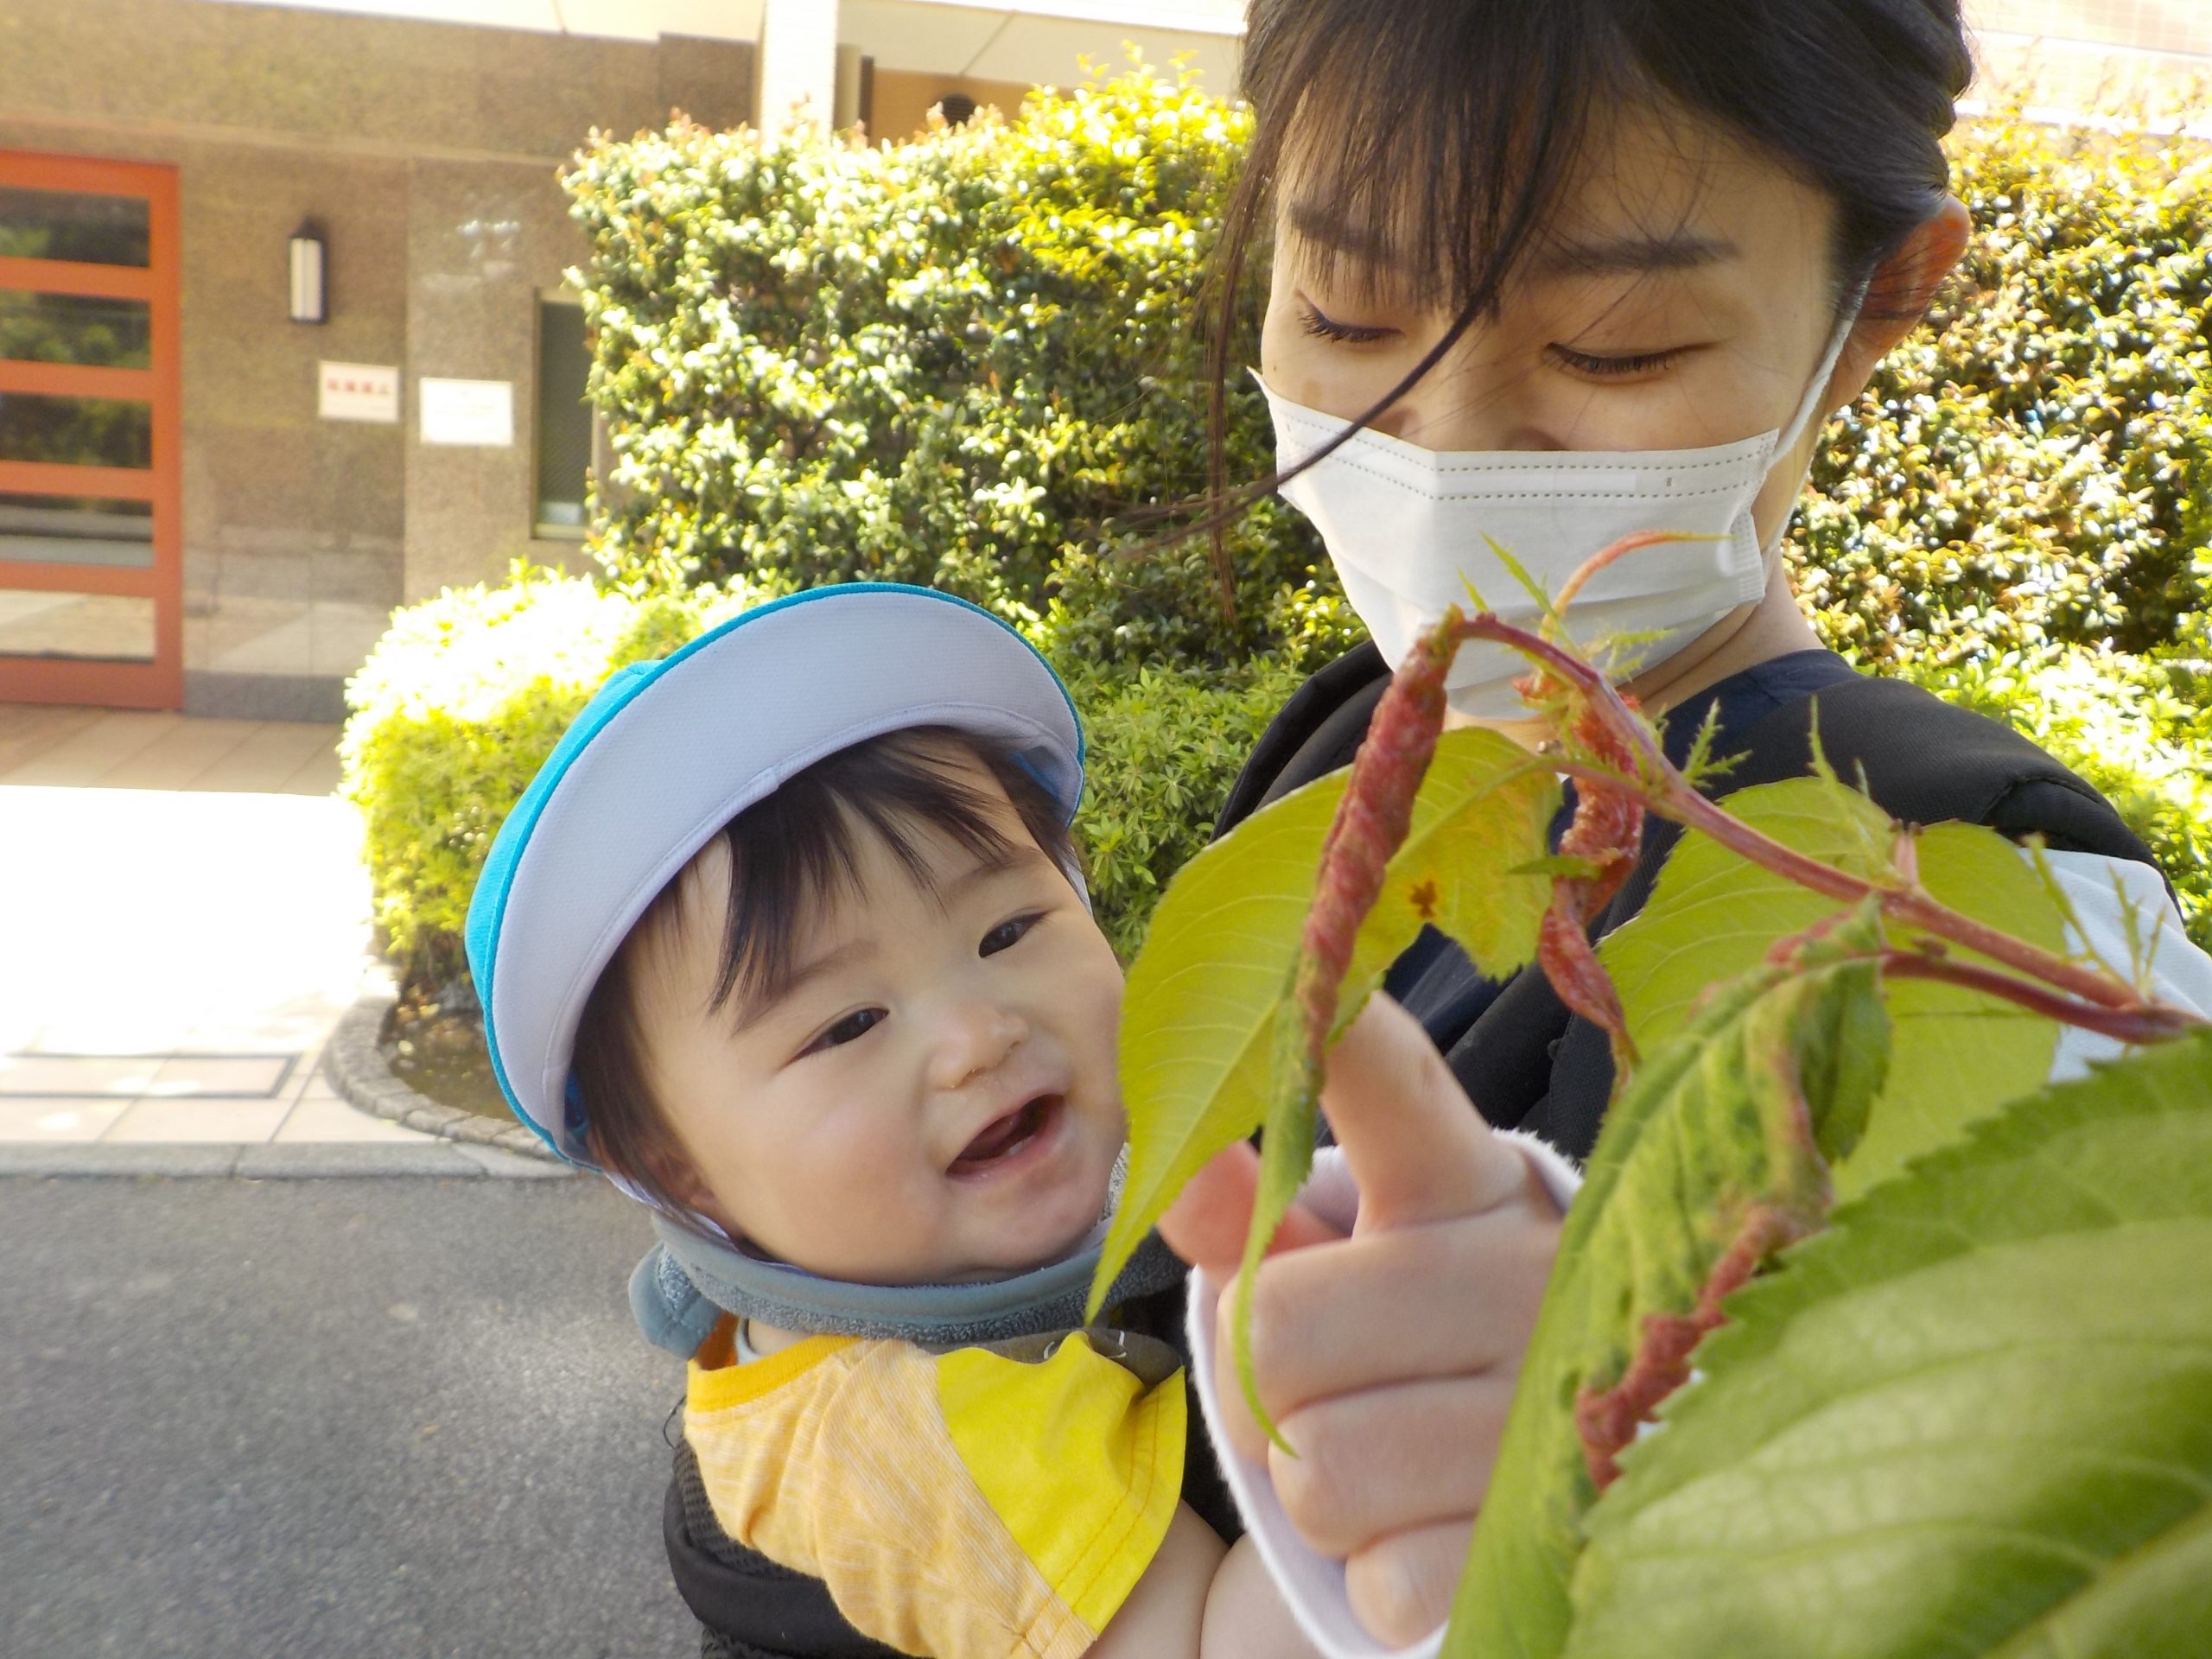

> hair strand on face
[1193,0,1974,603]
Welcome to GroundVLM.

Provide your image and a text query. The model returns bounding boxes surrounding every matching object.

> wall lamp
[288,219,327,324]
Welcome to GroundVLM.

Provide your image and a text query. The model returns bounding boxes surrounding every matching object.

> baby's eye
[980,913,1043,957]
[803,1007,884,1056]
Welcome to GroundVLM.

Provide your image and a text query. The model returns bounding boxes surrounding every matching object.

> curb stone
[0,1142,505,1179]
[325,988,568,1168]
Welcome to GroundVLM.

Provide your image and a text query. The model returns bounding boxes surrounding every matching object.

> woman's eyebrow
[1529,231,1740,279]
[1286,199,1401,266]
[1285,200,1737,289]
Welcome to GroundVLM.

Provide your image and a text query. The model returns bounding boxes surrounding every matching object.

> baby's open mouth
[950,1094,1061,1176]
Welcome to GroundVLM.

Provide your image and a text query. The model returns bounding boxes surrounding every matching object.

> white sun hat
[463,583,1084,1164]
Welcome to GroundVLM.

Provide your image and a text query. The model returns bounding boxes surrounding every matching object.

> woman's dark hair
[570,725,1079,1217]
[1200,0,1974,590]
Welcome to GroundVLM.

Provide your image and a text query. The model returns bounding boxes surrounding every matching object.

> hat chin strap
[626,1150,1185,1355]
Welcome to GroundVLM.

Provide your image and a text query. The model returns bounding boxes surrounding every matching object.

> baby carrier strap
[667,1436,907,1659]
[1464,672,2160,1160]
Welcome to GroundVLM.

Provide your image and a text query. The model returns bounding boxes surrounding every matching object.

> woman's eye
[1548,344,1684,379]
[980,913,1042,957]
[803,1007,884,1056]
[1297,301,1395,346]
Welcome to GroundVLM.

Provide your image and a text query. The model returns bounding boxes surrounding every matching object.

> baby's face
[632,764,1128,1284]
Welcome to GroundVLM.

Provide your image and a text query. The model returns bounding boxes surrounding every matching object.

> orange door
[0,151,181,709]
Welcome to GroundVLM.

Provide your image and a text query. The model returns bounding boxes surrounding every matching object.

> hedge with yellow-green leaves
[345,79,2209,990]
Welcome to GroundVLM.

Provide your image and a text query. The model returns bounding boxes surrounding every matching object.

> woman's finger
[1227,1206,1556,1428]
[1322,995,1542,1231]
[1345,1519,1476,1649]
[1266,1372,1513,1559]
[1155,1139,1346,1274]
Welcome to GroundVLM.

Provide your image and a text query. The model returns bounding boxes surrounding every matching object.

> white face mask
[1260,309,1859,720]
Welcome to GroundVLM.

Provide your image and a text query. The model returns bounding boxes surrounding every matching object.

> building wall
[0,0,752,717]
[868,69,1038,141]
[1969,0,2210,124]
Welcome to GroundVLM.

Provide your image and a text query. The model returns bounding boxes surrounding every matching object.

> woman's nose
[1369,340,1554,453]
[928,999,1028,1093]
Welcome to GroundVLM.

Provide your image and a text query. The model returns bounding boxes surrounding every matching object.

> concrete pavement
[1,1174,702,1657]
[0,706,441,1154]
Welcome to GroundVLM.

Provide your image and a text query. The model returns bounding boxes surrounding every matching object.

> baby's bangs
[1244,0,1634,315]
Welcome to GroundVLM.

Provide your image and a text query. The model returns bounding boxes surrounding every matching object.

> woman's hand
[1158,995,1564,1647]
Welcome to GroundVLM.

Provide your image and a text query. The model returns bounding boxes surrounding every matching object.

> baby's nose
[929,999,1027,1092]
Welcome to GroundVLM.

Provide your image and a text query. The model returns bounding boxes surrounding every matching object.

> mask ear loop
[1776,283,1872,459]
[1760,284,1871,558]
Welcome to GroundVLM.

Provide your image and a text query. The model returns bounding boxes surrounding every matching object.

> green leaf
[1563,1024,2212,1659]
[1090,764,1349,1318]
[1446,924,1891,1659]
[1091,728,1557,1317]
[1599,776,2067,1195]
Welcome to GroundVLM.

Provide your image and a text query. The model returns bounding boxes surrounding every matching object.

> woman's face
[1261,100,1873,555]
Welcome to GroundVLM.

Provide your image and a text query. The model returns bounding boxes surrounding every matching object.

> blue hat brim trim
[464,582,1083,1162]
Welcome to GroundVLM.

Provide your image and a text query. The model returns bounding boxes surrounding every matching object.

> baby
[466,584,1318,1659]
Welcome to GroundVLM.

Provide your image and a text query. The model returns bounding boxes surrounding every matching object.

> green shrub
[339,568,760,985]
[1888,631,2212,950]
[341,567,1304,983]
[563,66,1357,678]
[1071,658,1311,957]
[1792,111,2210,666]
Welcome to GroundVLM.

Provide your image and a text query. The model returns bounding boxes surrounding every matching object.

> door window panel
[0,392,153,469]
[0,291,152,368]
[0,186,150,267]
[0,588,153,660]
[0,493,153,567]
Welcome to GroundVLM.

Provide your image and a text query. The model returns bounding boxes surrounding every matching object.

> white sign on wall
[318,361,400,424]
[419,377,516,448]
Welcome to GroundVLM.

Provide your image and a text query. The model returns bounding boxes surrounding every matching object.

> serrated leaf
[1563,1024,2212,1659]
[1599,775,2066,1195]
[1092,728,1557,1316]
[1446,925,1892,1659]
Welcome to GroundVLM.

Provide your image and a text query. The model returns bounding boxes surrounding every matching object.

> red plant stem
[1876,951,2202,1045]
[1542,750,2181,1020]
[1291,621,1452,1065]
[1574,1204,1810,1490]
[1442,601,2190,1027]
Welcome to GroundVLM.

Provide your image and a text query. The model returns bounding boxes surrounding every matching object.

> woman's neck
[1445,563,1827,749]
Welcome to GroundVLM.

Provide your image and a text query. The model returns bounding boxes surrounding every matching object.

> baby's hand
[1160,996,1567,1650]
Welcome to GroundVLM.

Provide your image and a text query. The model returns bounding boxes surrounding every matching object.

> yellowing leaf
[1599,776,2065,1197]
[1564,1025,2212,1659]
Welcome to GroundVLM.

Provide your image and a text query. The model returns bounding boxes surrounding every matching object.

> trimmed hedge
[1792,111,2209,666]
[339,569,761,984]
[340,568,1304,982]
[343,76,2209,989]
[563,66,1358,677]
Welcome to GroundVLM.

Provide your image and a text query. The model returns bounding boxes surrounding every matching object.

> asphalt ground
[1,1174,702,1658]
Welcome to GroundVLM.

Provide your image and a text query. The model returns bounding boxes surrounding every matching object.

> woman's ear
[1827,194,1974,405]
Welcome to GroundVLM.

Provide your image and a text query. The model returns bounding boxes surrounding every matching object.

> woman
[1159,0,2212,1651]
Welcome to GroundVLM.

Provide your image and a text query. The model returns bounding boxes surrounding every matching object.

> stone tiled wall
[0,0,752,717]
[1973,0,2211,58]
[1969,0,2211,127]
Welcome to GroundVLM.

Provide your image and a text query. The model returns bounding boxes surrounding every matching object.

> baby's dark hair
[570,724,1080,1215]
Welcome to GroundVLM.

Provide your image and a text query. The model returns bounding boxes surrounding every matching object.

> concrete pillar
[756,0,840,137]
